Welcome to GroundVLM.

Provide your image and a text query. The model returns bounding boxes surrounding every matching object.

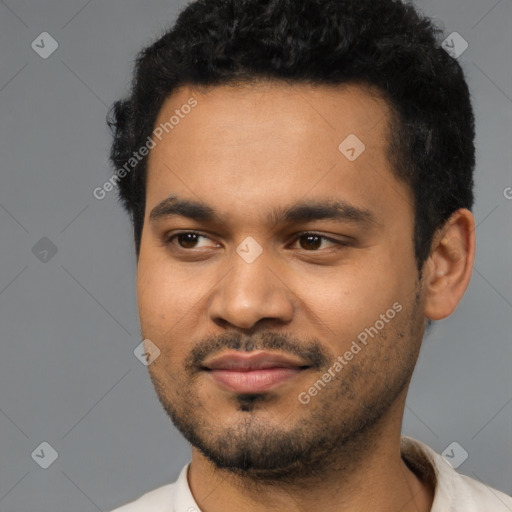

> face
[137,81,427,481]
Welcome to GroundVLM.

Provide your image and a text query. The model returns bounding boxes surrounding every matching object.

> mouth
[201,351,312,393]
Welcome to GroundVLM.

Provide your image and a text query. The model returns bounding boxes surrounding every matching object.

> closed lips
[202,351,311,371]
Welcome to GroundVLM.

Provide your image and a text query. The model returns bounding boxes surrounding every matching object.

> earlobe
[423,209,476,321]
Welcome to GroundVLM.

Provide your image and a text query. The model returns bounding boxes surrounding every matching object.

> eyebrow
[149,195,379,228]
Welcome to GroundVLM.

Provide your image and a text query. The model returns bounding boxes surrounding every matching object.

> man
[107,0,512,510]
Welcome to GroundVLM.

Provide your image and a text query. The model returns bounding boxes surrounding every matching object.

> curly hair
[107,0,475,272]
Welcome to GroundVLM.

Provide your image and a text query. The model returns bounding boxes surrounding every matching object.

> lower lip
[207,367,304,393]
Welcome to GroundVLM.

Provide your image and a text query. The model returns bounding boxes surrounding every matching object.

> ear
[422,208,476,321]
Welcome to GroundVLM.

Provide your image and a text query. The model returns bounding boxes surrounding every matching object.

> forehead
[144,81,412,229]
[150,80,392,148]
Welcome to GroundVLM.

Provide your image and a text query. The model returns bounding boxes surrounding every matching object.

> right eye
[165,231,218,250]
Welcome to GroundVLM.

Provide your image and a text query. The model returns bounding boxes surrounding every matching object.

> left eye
[291,233,341,251]
[165,231,345,251]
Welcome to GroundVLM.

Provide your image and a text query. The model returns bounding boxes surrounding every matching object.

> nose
[208,245,294,330]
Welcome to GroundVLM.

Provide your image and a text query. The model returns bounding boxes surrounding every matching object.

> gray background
[0,0,510,510]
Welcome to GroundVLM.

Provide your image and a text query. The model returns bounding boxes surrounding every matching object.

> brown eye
[176,233,200,249]
[299,234,323,250]
[166,231,214,249]
[293,233,341,251]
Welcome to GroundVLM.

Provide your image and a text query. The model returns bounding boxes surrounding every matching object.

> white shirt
[109,436,512,511]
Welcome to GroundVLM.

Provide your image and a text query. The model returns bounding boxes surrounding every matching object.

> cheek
[136,254,216,358]
[136,256,191,331]
[297,258,407,344]
[136,269,192,372]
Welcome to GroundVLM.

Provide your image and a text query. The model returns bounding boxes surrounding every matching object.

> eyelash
[164,230,350,251]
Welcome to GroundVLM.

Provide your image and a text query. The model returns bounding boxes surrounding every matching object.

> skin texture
[137,81,475,511]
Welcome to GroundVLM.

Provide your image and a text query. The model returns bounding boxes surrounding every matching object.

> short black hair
[107,0,475,272]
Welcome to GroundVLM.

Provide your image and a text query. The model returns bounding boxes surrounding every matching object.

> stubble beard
[146,291,425,485]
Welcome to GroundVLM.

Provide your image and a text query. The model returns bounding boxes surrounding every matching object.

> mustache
[184,331,331,374]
